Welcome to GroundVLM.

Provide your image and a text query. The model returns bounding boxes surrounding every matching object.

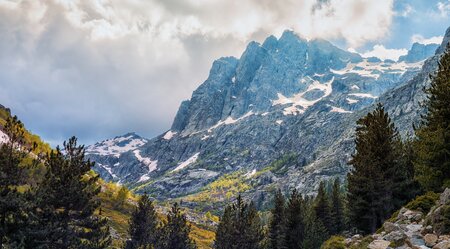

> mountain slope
[87,28,447,209]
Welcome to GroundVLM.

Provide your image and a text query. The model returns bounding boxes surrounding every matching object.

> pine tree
[314,181,332,234]
[284,189,305,249]
[414,44,450,192]
[347,104,401,234]
[28,137,111,248]
[302,205,328,249]
[0,116,29,247]
[330,178,344,235]
[115,185,130,209]
[392,139,419,209]
[268,189,287,249]
[160,202,195,249]
[242,201,264,249]
[126,194,159,249]
[215,195,263,249]
[214,206,234,249]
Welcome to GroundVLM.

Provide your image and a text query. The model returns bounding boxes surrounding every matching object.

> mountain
[86,132,149,183]
[87,28,449,210]
[399,42,440,63]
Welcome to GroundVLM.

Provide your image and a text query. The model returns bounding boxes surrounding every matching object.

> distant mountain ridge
[86,28,448,209]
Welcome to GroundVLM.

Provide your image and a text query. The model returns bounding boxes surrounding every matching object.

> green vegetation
[405,192,440,214]
[321,236,346,249]
[215,195,264,249]
[347,104,417,234]
[184,171,251,203]
[413,44,450,192]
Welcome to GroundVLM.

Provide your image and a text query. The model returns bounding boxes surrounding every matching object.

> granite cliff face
[87,28,448,207]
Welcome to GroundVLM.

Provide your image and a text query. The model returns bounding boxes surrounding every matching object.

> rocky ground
[345,189,450,249]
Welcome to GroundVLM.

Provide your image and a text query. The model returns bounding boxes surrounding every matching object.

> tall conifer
[284,189,305,249]
[269,189,286,249]
[414,44,450,191]
[160,202,195,249]
[29,137,111,248]
[126,194,159,249]
[347,104,401,234]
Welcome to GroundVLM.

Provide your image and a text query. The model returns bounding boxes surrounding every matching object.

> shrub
[405,192,439,214]
[321,236,346,249]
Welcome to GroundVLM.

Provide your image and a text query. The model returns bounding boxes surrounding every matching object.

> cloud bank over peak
[0,0,446,145]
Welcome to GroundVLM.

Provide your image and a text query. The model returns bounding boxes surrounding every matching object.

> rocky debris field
[345,188,450,249]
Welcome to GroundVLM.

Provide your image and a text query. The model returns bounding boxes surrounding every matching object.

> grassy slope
[98,180,215,248]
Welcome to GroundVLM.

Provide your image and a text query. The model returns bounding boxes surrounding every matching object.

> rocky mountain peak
[87,26,450,205]
[399,42,440,63]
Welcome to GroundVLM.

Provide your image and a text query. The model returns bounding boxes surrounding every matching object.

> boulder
[439,188,450,205]
[385,222,402,233]
[368,240,391,249]
[433,240,450,249]
[384,230,407,244]
[425,234,438,247]
[439,235,450,242]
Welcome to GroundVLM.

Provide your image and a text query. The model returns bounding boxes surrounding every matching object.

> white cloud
[411,34,443,45]
[0,0,396,145]
[437,1,450,17]
[395,4,413,17]
[361,45,408,61]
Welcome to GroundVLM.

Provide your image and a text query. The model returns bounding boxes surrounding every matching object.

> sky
[0,0,449,146]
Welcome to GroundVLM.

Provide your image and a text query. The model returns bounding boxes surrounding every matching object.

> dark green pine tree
[391,139,420,209]
[330,178,344,235]
[29,137,111,248]
[126,193,159,249]
[214,206,234,249]
[268,189,287,249]
[160,202,195,249]
[239,200,263,249]
[0,116,29,248]
[347,104,401,234]
[302,205,328,249]
[414,44,450,192]
[314,181,332,234]
[284,189,305,249]
[215,195,263,249]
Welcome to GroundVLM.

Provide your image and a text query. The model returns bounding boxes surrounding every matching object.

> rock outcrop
[345,189,450,249]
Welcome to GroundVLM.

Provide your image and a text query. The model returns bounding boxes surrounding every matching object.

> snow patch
[245,169,257,179]
[276,120,283,125]
[138,175,150,182]
[86,134,147,157]
[346,98,359,104]
[331,59,423,79]
[97,163,118,179]
[208,111,254,132]
[231,76,236,83]
[350,85,360,90]
[329,106,353,114]
[133,150,158,173]
[201,135,210,140]
[163,130,177,140]
[272,77,334,115]
[348,93,377,99]
[172,152,200,172]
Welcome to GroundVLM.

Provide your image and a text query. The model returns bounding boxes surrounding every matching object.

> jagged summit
[399,42,439,63]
